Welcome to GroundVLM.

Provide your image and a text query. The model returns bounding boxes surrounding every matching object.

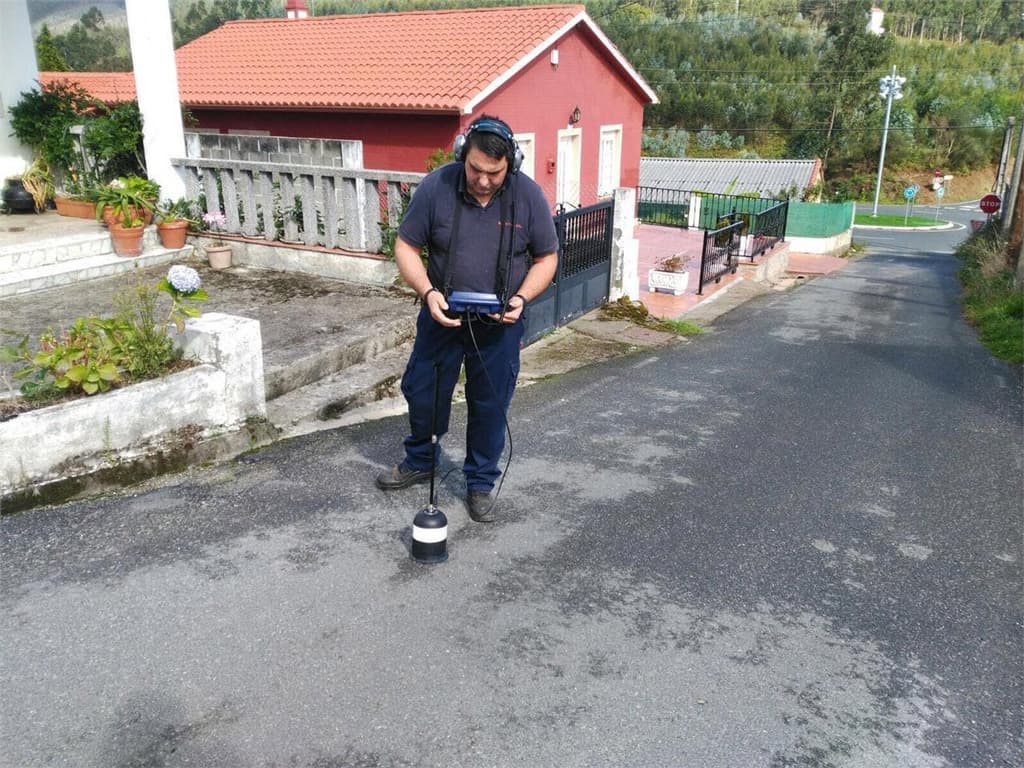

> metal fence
[638,187,788,237]
[745,200,789,260]
[523,199,614,345]
[698,217,742,294]
[637,187,692,228]
[695,193,780,230]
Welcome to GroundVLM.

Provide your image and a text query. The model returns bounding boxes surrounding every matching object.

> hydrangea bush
[158,264,207,332]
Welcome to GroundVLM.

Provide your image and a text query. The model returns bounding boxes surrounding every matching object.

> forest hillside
[26,0,1024,199]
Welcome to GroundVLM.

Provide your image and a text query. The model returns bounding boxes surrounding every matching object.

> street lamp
[871,65,906,217]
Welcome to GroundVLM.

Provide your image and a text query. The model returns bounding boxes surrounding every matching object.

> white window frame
[513,132,535,179]
[597,124,623,197]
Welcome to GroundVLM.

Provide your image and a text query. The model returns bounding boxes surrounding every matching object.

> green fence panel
[785,201,854,237]
[638,200,688,227]
[697,194,777,230]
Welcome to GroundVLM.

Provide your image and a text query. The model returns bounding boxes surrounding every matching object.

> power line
[645,124,1000,134]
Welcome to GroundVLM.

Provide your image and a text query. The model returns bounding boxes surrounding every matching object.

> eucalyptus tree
[789,2,893,168]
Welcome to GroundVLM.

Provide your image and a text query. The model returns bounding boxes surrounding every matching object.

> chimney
[285,0,308,20]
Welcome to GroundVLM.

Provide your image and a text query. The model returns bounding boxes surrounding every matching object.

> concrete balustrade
[172,157,425,254]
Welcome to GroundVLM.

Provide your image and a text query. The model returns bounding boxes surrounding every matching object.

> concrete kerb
[853,221,959,232]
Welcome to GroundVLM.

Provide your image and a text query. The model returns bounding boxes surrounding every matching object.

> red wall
[189,25,651,209]
[468,26,648,208]
[190,110,461,174]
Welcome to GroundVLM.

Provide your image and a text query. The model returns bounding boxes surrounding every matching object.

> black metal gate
[523,199,614,345]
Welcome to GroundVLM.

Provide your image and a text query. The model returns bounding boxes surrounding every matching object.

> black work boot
[466,491,497,523]
[375,463,431,491]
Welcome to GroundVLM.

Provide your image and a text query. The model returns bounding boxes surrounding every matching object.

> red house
[42,4,657,210]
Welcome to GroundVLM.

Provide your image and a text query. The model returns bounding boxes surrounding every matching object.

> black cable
[464,312,514,518]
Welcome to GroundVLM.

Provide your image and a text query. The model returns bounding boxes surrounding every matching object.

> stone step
[262,314,417,401]
[0,228,194,296]
[265,341,412,436]
[0,229,114,275]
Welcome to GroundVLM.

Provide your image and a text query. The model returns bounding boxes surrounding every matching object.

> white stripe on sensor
[413,526,448,544]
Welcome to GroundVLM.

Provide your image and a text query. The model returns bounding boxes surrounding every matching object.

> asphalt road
[2,217,1021,767]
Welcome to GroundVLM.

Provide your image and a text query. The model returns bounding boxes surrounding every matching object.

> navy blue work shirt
[398,162,559,298]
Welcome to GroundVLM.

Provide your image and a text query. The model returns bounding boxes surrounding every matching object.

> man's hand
[488,294,526,324]
[424,289,461,327]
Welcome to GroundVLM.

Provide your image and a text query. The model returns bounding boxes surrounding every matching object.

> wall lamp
[569,105,581,125]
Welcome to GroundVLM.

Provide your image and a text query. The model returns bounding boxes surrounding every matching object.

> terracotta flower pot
[54,196,96,219]
[101,205,153,228]
[109,223,145,257]
[157,220,189,249]
[206,244,232,269]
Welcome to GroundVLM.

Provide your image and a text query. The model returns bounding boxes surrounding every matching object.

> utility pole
[994,117,1015,196]
[871,65,905,217]
[1001,114,1024,237]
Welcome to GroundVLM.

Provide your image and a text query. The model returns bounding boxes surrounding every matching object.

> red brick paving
[636,223,848,319]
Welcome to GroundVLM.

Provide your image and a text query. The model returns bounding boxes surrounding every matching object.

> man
[375,115,559,523]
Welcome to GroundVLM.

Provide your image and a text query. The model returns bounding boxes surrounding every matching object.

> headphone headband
[453,116,523,174]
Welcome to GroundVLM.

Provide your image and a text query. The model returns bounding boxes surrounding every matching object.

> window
[598,125,623,197]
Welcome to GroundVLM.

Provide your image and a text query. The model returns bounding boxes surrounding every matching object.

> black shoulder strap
[441,185,464,297]
[493,185,515,302]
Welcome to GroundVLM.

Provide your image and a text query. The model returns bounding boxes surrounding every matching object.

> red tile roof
[42,4,656,112]
[174,4,585,111]
[38,71,137,103]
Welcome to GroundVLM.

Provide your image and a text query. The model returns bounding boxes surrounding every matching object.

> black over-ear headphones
[453,116,523,174]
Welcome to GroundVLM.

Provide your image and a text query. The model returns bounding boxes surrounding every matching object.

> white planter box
[648,268,689,295]
[1,313,265,498]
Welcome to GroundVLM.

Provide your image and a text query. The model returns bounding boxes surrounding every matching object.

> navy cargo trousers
[400,306,523,493]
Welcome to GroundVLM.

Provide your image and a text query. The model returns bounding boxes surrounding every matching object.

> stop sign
[980,194,1001,214]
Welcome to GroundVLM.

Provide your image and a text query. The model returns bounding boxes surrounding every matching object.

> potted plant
[201,211,232,269]
[54,172,100,218]
[155,197,196,249]
[20,158,54,212]
[95,176,159,228]
[107,201,148,257]
[648,253,690,295]
[96,178,157,258]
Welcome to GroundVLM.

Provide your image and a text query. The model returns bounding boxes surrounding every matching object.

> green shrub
[1,266,207,402]
[8,80,95,182]
[955,222,1022,364]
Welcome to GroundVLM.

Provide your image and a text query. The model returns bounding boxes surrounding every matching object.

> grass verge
[955,222,1022,364]
[854,213,944,228]
[600,296,704,337]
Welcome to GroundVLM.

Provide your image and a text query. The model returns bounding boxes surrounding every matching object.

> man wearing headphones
[376,115,559,522]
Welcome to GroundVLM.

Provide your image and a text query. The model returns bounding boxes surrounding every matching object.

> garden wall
[0,313,267,508]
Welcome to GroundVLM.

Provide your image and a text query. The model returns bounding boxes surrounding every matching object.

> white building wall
[0,0,38,179]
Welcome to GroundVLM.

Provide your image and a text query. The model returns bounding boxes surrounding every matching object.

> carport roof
[640,157,822,198]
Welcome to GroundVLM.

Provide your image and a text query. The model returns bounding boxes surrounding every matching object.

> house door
[556,128,581,209]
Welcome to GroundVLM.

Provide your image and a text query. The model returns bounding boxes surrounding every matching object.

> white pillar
[125,0,185,200]
[610,187,639,301]
[0,0,38,179]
